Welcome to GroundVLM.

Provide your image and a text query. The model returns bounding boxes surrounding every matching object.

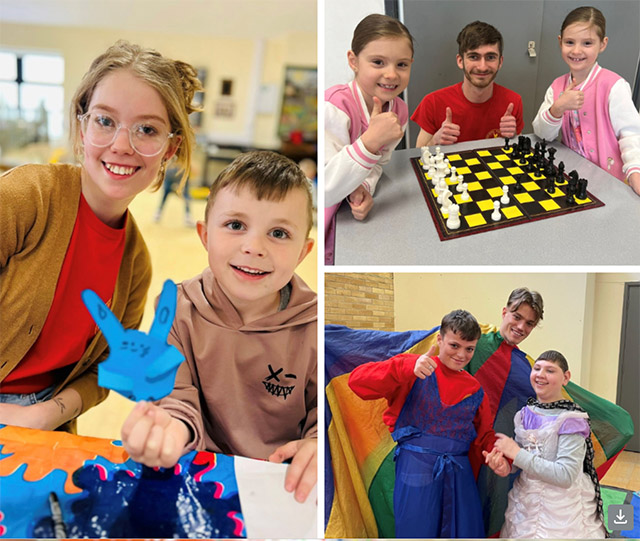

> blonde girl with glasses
[0,41,202,433]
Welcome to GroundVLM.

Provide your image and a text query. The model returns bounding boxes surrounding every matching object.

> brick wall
[325,273,394,330]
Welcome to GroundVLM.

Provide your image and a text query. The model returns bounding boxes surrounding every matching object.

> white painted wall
[324,0,385,89]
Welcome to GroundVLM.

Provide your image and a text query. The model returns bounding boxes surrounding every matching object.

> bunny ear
[81,289,124,346]
[149,279,177,341]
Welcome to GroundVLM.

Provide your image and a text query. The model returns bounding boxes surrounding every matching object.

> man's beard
[463,64,498,89]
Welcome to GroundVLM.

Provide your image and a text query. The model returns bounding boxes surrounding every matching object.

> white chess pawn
[456,174,465,192]
[429,167,437,184]
[446,204,461,229]
[437,177,447,195]
[461,182,469,200]
[443,158,451,176]
[491,200,502,221]
[501,185,510,205]
[449,166,457,182]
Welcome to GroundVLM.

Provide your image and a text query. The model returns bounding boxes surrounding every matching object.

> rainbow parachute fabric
[324,324,634,538]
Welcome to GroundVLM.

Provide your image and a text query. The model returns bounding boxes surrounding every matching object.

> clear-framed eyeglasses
[77,112,175,157]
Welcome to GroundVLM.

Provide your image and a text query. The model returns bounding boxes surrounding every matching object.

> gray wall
[401,0,640,145]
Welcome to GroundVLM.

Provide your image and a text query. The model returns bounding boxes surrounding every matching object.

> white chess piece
[437,186,451,205]
[449,166,457,182]
[456,174,465,192]
[461,182,469,201]
[501,185,510,205]
[491,200,501,221]
[441,191,453,212]
[446,204,460,229]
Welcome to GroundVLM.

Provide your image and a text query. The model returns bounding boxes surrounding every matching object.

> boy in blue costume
[349,309,508,538]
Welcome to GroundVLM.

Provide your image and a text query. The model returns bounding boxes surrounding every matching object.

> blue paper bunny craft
[81,279,184,401]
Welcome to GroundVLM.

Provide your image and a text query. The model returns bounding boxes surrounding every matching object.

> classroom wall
[393,272,640,402]
[0,21,316,149]
[590,273,640,402]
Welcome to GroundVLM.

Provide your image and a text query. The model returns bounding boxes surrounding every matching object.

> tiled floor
[76,187,317,440]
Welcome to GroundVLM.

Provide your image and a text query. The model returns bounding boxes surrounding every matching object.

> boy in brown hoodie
[120,151,317,503]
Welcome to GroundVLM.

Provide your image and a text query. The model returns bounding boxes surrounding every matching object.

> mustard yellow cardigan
[0,164,151,432]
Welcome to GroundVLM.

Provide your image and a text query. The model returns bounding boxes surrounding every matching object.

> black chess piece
[547,178,555,194]
[513,174,525,192]
[568,174,578,199]
[547,147,557,163]
[518,136,527,156]
[566,191,576,205]
[526,159,535,173]
[540,138,547,156]
[557,161,566,182]
[545,163,555,179]
[577,178,588,199]
[569,169,579,183]
[504,137,510,151]
[534,142,541,159]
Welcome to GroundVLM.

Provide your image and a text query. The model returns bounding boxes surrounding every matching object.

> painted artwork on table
[0,425,245,538]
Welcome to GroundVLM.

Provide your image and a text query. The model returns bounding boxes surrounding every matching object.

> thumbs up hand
[499,102,517,138]
[432,107,461,145]
[361,96,404,154]
[550,79,585,118]
[371,95,383,118]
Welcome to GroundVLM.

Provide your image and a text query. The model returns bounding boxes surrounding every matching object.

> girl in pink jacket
[533,6,640,196]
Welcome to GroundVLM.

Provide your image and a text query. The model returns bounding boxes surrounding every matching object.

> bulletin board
[277,66,317,143]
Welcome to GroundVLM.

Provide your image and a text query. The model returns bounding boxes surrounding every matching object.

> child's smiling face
[437,330,477,371]
[198,185,314,323]
[530,359,571,403]
[559,23,608,81]
[348,36,413,113]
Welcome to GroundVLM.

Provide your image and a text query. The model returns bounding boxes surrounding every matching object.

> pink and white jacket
[325,80,409,207]
[533,63,640,183]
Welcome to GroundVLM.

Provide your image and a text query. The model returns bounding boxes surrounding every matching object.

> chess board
[410,145,605,241]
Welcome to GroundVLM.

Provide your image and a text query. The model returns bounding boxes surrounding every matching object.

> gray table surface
[334,136,640,266]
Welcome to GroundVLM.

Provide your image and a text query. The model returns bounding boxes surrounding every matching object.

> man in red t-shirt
[412,21,524,147]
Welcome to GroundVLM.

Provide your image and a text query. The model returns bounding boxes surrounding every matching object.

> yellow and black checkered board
[411,145,605,241]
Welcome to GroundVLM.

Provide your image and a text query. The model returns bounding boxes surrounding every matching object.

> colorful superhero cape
[81,279,184,401]
[324,324,634,538]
